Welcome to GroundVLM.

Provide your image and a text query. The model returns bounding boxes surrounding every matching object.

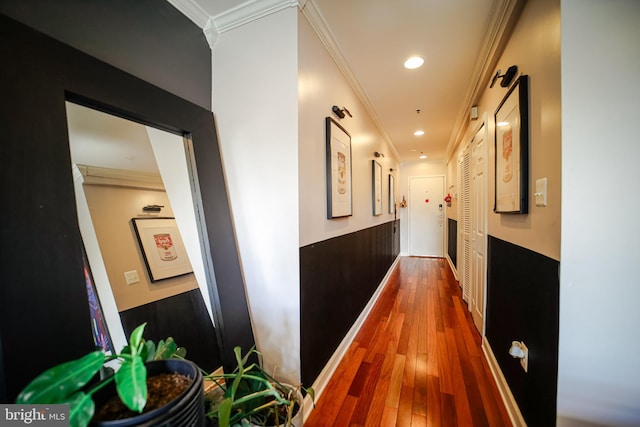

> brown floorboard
[304,257,511,427]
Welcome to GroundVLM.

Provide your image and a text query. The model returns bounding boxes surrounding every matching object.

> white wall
[298,13,400,248]
[398,160,447,255]
[147,127,214,323]
[558,0,640,425]
[212,8,300,383]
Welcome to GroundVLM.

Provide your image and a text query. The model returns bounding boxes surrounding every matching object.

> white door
[470,123,488,333]
[408,176,444,257]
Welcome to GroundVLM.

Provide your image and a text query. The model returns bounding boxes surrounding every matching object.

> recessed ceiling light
[404,56,424,69]
[419,152,427,159]
[414,130,425,136]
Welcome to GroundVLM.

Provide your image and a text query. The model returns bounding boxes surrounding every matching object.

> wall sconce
[399,196,407,208]
[142,204,164,213]
[332,105,352,119]
[374,151,385,158]
[490,65,518,88]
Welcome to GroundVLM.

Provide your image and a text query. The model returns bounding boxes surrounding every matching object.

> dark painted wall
[120,289,221,373]
[486,236,559,426]
[448,218,457,268]
[0,15,253,401]
[300,220,400,386]
[0,0,211,110]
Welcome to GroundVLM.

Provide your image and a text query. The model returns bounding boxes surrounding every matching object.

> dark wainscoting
[119,289,221,373]
[300,220,400,386]
[448,218,457,268]
[486,236,559,426]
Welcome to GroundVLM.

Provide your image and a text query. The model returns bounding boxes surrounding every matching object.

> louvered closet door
[459,146,472,303]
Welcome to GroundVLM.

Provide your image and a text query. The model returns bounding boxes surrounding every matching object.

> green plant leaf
[175,347,187,359]
[115,355,147,412]
[64,391,95,427]
[128,323,147,356]
[218,397,232,427]
[154,337,178,360]
[143,340,156,362]
[16,351,105,404]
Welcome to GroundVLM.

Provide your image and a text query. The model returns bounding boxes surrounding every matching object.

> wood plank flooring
[304,257,511,427]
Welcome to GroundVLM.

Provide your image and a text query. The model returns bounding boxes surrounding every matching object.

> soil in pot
[94,372,193,422]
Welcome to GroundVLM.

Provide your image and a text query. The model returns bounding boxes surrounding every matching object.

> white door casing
[408,175,445,257]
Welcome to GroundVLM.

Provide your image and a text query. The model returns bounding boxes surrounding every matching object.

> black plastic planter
[91,359,205,427]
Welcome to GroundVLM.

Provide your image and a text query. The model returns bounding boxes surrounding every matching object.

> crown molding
[76,164,165,190]
[444,0,526,162]
[300,0,400,160]
[213,0,298,34]
[168,0,298,49]
[166,0,211,29]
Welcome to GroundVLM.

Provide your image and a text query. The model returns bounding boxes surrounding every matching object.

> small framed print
[372,160,383,216]
[388,174,395,214]
[131,217,193,282]
[326,117,353,218]
[494,75,529,214]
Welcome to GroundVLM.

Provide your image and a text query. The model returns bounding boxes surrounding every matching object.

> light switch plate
[535,178,548,207]
[124,270,140,285]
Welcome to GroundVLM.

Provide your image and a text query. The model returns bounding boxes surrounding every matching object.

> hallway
[304,257,511,426]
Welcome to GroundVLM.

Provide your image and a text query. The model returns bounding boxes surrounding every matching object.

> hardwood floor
[304,257,511,427]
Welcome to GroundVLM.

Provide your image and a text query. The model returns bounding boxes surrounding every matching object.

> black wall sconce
[490,65,518,88]
[332,105,352,119]
[374,151,385,158]
[142,204,164,213]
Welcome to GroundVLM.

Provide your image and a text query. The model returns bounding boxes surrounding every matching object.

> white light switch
[535,178,548,207]
[124,270,140,285]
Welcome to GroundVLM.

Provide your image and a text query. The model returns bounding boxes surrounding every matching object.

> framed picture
[388,174,395,214]
[372,160,383,216]
[494,75,529,213]
[326,117,353,218]
[131,217,193,282]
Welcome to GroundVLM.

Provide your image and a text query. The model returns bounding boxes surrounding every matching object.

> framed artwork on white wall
[494,75,529,214]
[388,174,395,214]
[325,117,353,219]
[372,160,383,216]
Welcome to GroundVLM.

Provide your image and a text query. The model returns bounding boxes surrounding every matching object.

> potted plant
[15,323,204,427]
[205,346,314,427]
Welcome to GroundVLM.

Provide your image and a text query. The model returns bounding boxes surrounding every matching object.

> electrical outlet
[124,270,140,285]
[520,341,529,372]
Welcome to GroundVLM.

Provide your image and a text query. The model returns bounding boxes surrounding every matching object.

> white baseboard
[444,254,459,281]
[303,254,401,422]
[482,336,527,427]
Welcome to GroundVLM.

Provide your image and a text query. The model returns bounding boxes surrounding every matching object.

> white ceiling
[68,1,519,169]
[180,0,513,163]
[66,102,160,174]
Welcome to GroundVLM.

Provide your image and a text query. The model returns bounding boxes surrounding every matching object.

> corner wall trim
[303,255,401,423]
[483,336,527,427]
